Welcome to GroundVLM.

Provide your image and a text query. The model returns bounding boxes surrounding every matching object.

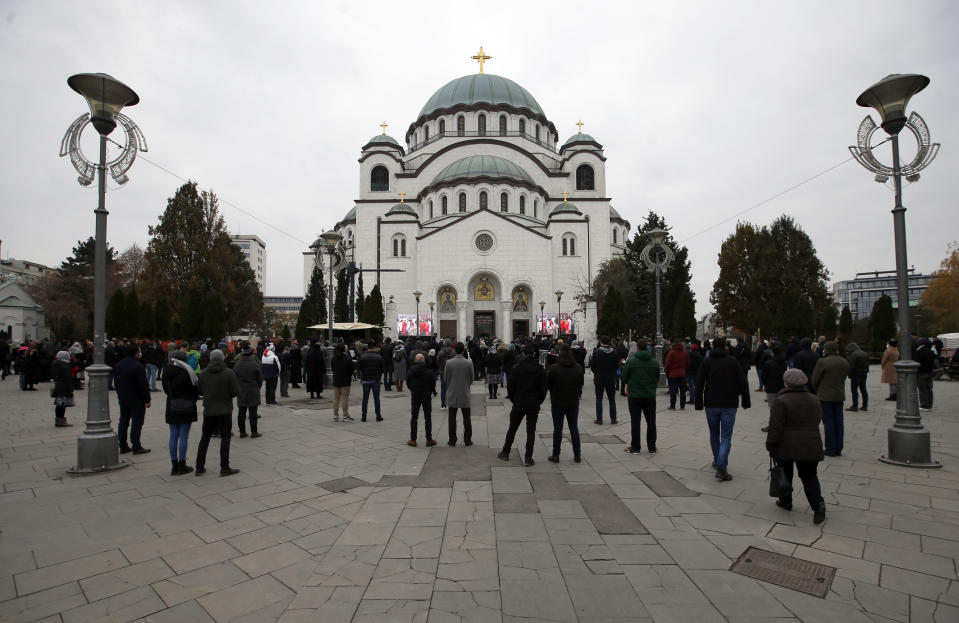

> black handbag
[168,398,195,415]
[768,457,793,498]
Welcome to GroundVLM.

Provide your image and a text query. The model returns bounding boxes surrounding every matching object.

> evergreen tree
[126,290,141,337]
[203,293,227,341]
[280,324,291,340]
[672,290,697,339]
[294,298,315,343]
[355,270,366,322]
[106,289,127,338]
[333,268,349,322]
[819,305,838,339]
[141,181,262,333]
[180,288,205,342]
[305,261,327,325]
[596,285,626,338]
[139,300,155,339]
[710,222,763,339]
[868,295,897,352]
[365,285,385,341]
[838,306,853,344]
[154,299,171,338]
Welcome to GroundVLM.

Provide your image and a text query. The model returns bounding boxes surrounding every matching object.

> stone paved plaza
[1,371,958,622]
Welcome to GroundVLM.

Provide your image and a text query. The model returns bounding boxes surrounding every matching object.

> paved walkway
[1,370,957,622]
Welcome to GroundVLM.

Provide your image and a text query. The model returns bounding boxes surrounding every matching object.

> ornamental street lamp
[850,74,940,468]
[61,73,145,474]
[313,230,343,388]
[554,290,564,338]
[428,301,435,337]
[539,300,546,335]
[641,228,673,388]
[413,291,423,339]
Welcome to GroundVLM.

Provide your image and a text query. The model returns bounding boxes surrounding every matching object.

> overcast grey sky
[2,1,956,318]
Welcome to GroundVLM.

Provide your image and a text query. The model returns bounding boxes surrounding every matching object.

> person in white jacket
[261,348,281,405]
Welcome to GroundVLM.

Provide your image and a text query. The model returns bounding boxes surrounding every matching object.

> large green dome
[432,155,533,185]
[418,74,545,119]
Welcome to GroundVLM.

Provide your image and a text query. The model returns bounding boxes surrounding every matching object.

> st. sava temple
[311,48,631,343]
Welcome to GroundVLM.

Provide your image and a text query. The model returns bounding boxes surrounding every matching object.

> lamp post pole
[539,301,545,336]
[849,74,940,467]
[318,230,343,388]
[555,291,563,339]
[641,228,673,388]
[413,291,422,339]
[429,302,435,338]
[61,73,143,474]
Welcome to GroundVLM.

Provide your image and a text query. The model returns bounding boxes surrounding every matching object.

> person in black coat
[279,345,292,398]
[163,350,199,474]
[51,351,75,427]
[406,354,436,445]
[686,342,704,404]
[304,340,326,399]
[589,336,619,424]
[331,343,355,422]
[793,338,820,392]
[766,368,826,524]
[290,341,303,388]
[114,343,152,454]
[762,344,788,411]
[546,344,584,462]
[695,339,750,481]
[485,347,503,398]
[499,345,548,465]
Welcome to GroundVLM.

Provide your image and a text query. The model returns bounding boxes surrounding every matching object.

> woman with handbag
[162,349,199,475]
[51,351,75,427]
[765,368,826,524]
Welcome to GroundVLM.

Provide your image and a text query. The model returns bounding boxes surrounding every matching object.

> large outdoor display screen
[397,314,433,336]
[537,313,573,335]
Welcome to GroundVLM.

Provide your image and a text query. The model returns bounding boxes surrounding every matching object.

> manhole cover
[730,547,835,598]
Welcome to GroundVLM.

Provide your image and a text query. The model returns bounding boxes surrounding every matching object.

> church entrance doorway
[513,319,529,338]
[473,311,495,339]
[439,319,457,341]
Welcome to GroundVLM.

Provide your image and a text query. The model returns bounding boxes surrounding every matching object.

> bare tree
[118,244,146,291]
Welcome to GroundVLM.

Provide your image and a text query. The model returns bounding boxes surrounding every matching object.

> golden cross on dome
[399,191,406,203]
[471,46,491,74]
[576,120,584,134]
[562,190,568,202]
[380,121,388,135]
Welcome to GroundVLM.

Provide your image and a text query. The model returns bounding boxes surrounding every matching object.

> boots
[171,460,195,476]
[55,417,72,427]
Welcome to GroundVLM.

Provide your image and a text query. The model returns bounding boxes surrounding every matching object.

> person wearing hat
[766,368,826,524]
[51,350,75,428]
[195,349,240,476]
[163,349,199,474]
[811,341,849,457]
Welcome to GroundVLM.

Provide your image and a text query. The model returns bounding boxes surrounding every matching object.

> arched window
[534,199,538,219]
[500,192,508,212]
[612,228,617,244]
[424,126,430,141]
[499,115,507,135]
[456,115,465,136]
[392,234,407,257]
[562,233,576,256]
[439,119,446,134]
[442,195,448,215]
[458,192,466,212]
[478,114,486,136]
[576,164,595,190]
[535,125,540,142]
[429,200,434,219]
[370,165,389,192]
[519,118,526,134]
[479,191,488,211]
[519,196,526,215]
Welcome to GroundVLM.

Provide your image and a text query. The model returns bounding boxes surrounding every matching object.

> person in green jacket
[195,349,240,476]
[620,343,662,454]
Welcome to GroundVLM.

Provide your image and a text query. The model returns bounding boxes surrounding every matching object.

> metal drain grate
[730,547,836,598]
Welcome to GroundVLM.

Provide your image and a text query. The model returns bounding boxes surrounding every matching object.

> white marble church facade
[324,52,629,343]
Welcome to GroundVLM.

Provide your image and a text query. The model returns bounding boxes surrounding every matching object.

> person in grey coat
[393,345,409,391]
[233,343,263,438]
[444,342,474,446]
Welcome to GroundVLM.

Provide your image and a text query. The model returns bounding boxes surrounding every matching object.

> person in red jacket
[664,341,690,409]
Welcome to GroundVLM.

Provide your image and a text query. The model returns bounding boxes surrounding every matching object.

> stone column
[501,301,512,342]
[457,300,468,342]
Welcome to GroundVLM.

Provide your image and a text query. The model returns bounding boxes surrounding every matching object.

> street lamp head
[856,73,930,135]
[646,227,668,246]
[67,73,139,136]
[555,290,563,301]
[413,290,423,302]
[539,300,545,310]
[429,301,435,310]
[319,230,343,247]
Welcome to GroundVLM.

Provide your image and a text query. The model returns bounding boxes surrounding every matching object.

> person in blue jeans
[358,341,385,421]
[546,344,584,462]
[845,342,869,412]
[695,338,751,481]
[811,341,849,456]
[686,341,703,404]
